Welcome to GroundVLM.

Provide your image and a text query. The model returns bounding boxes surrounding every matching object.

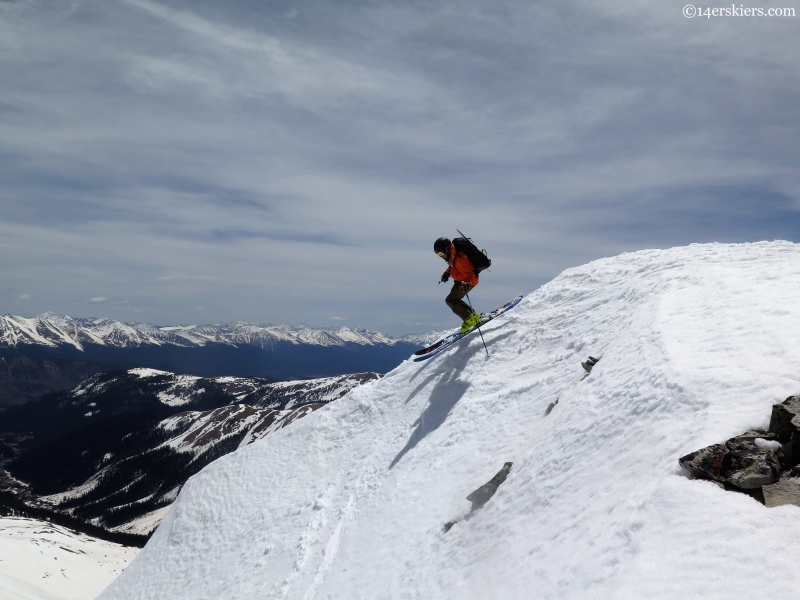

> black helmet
[433,237,450,253]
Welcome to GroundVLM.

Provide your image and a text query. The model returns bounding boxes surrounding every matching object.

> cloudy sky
[1,0,798,333]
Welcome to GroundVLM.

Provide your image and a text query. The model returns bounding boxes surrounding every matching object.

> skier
[434,236,481,333]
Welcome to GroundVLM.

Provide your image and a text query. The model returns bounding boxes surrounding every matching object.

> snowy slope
[244,373,379,410]
[99,242,800,600]
[0,516,138,600]
[2,371,379,537]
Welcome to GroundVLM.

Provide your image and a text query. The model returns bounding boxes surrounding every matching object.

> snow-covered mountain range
[0,369,379,537]
[99,242,800,599]
[0,314,435,381]
[0,313,432,351]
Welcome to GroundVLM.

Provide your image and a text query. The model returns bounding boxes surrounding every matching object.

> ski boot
[460,311,481,333]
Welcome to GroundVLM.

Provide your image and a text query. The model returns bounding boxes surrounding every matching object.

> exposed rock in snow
[97,242,800,600]
[679,431,782,489]
[580,355,600,373]
[768,395,800,463]
[762,478,800,508]
[680,394,800,504]
[466,462,513,511]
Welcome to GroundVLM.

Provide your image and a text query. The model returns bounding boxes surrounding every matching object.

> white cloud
[122,0,428,109]
[329,316,347,321]
[17,294,30,300]
[89,297,108,304]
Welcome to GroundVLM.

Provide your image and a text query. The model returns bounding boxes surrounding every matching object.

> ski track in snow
[300,495,352,600]
[99,242,800,600]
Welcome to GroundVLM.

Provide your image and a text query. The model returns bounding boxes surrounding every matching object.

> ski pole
[465,292,489,356]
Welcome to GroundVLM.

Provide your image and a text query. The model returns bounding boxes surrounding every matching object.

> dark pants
[445,281,474,321]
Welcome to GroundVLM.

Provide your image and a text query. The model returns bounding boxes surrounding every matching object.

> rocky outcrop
[466,462,513,511]
[581,356,600,373]
[762,479,800,508]
[443,462,514,533]
[768,395,800,465]
[679,431,781,490]
[680,395,800,505]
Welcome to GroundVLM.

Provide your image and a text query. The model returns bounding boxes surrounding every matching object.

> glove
[440,271,450,283]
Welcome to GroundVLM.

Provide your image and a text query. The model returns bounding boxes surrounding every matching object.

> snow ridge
[100,242,800,600]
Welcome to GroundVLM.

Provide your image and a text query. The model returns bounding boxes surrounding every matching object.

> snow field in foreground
[100,242,800,600]
[0,517,139,600]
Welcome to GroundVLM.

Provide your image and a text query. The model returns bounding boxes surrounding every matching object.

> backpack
[453,235,491,274]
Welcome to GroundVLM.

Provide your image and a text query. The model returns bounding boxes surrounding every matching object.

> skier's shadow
[389,330,514,469]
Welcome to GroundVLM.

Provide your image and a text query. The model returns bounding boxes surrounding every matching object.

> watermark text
[684,4,796,17]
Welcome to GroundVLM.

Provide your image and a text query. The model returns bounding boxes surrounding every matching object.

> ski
[414,295,523,356]
[412,295,523,362]
[412,331,460,356]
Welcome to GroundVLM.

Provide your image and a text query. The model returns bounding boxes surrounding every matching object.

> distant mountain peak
[0,313,436,351]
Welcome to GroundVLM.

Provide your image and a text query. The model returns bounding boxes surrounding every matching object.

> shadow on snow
[389,330,515,469]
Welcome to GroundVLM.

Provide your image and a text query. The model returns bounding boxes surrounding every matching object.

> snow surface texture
[100,242,800,600]
[0,517,138,600]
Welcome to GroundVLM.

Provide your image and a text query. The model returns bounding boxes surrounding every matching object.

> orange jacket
[446,242,479,287]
